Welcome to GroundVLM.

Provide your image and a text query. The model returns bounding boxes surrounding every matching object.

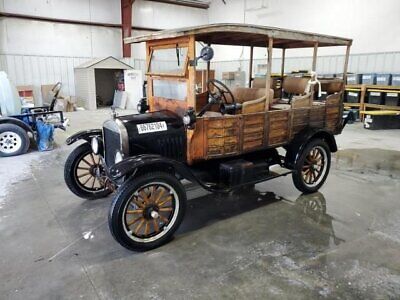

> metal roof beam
[145,0,209,9]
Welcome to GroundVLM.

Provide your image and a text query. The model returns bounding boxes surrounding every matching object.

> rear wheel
[64,143,112,199]
[292,139,331,194]
[0,124,30,157]
[109,172,186,251]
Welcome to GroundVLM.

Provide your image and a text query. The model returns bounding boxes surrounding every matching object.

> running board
[194,165,293,194]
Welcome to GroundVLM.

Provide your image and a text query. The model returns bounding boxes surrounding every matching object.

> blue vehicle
[0,79,66,157]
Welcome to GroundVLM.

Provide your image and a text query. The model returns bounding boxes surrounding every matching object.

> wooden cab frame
[126,24,353,165]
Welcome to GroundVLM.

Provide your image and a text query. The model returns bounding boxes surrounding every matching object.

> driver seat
[231,87,274,114]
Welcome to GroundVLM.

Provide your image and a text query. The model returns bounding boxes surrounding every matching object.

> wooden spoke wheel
[124,184,176,240]
[301,146,326,186]
[64,143,112,200]
[75,152,105,192]
[109,172,186,251]
[292,139,331,194]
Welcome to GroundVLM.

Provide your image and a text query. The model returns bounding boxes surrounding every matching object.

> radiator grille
[103,126,121,166]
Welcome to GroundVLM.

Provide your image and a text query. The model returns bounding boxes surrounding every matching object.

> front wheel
[108,172,186,251]
[292,139,331,194]
[64,143,112,200]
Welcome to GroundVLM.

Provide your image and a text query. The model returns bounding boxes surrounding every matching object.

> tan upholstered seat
[270,76,313,110]
[282,76,310,95]
[231,87,274,114]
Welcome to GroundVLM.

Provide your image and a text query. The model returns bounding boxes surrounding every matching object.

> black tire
[292,139,331,194]
[64,143,111,200]
[109,172,186,251]
[0,123,30,157]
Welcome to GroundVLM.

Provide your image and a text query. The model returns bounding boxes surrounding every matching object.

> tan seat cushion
[203,111,222,118]
[231,87,267,103]
[231,88,274,113]
[282,76,310,95]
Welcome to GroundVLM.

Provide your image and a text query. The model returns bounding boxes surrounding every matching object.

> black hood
[117,110,183,131]
[113,110,186,161]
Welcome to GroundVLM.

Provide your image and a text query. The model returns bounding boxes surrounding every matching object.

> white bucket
[0,71,21,116]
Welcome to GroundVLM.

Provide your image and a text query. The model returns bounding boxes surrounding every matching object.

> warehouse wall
[0,0,122,57]
[130,0,208,60]
[1,0,400,101]
[0,0,208,101]
[208,0,400,60]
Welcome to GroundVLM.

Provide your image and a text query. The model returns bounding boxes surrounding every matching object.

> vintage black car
[64,24,352,251]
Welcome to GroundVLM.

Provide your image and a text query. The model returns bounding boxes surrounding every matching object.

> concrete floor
[1,110,400,299]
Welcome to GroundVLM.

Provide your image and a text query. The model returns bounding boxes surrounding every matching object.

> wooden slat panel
[269,111,289,122]
[207,147,223,156]
[207,128,224,138]
[309,121,324,128]
[269,122,289,130]
[243,140,263,150]
[225,136,239,144]
[269,129,288,139]
[244,132,264,142]
[224,118,238,128]
[224,127,239,137]
[269,136,287,145]
[326,107,340,114]
[208,119,223,128]
[243,125,264,134]
[224,144,238,154]
[243,114,264,125]
[208,137,224,147]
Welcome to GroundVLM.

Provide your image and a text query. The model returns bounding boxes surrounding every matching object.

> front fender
[285,128,337,169]
[109,154,200,184]
[66,129,102,145]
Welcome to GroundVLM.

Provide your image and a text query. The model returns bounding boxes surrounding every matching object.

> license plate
[137,121,167,134]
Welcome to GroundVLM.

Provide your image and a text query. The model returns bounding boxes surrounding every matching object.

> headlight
[183,115,191,125]
[115,151,123,164]
[91,137,99,154]
[182,107,196,128]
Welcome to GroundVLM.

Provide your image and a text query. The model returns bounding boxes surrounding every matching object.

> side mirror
[190,46,214,66]
[199,46,214,62]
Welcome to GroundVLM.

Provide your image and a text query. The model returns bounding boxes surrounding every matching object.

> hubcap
[0,131,22,154]
[123,182,179,242]
[301,146,328,187]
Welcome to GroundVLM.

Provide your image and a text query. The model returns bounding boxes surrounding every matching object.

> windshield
[148,46,188,75]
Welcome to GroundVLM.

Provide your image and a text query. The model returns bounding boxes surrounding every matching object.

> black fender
[109,154,209,189]
[66,129,102,145]
[284,128,337,169]
[0,117,34,135]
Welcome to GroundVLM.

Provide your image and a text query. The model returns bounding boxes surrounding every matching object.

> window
[148,46,188,75]
[153,79,187,101]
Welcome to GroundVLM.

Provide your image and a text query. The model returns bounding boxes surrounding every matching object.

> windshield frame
[146,42,189,77]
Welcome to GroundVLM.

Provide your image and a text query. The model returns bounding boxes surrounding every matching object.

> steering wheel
[207,79,235,106]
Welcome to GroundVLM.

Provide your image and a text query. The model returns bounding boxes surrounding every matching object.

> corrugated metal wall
[1,52,400,103]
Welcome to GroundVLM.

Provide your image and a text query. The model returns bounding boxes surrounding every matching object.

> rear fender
[66,129,102,145]
[285,128,337,169]
[0,117,34,135]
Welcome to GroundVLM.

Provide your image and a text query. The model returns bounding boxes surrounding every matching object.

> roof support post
[248,46,254,88]
[265,37,273,110]
[342,45,351,86]
[280,48,285,99]
[312,42,318,72]
[121,0,134,57]
[206,43,211,83]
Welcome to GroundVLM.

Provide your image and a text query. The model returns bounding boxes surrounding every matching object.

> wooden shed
[74,56,133,110]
